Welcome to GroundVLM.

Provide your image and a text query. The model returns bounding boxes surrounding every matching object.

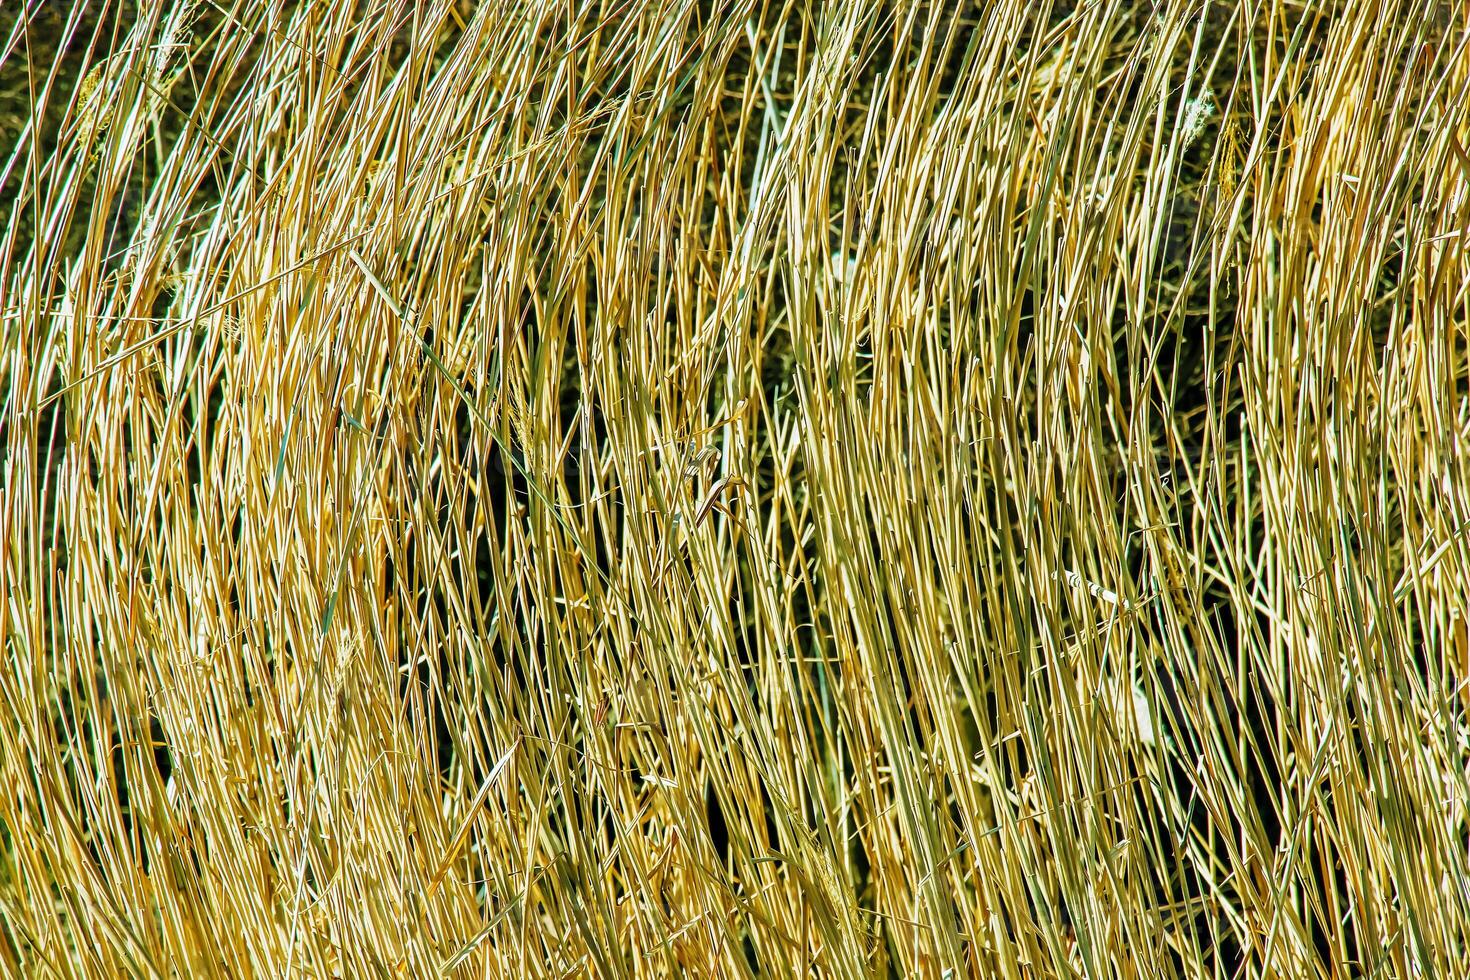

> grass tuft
[3,0,1470,976]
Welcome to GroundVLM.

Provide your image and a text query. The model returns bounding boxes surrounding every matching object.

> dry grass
[3,0,1470,975]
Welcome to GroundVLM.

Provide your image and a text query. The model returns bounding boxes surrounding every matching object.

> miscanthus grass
[2,0,1469,976]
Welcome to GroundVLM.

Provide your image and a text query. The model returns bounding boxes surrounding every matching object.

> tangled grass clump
[3,0,1470,976]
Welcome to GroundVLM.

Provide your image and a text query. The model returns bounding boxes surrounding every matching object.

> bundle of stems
[2,0,1469,975]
